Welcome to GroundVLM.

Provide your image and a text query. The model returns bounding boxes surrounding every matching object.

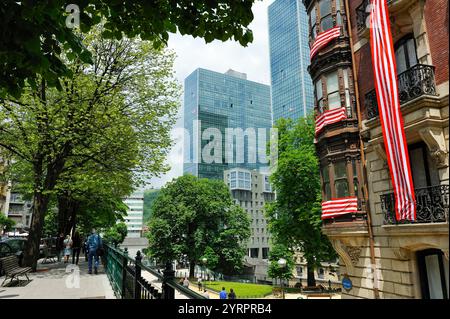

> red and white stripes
[321,197,358,220]
[369,0,416,221]
[310,26,341,59]
[315,107,347,135]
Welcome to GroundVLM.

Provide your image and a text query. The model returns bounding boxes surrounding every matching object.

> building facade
[304,0,449,299]
[123,191,145,238]
[183,68,272,180]
[6,192,33,230]
[269,0,315,122]
[223,168,275,281]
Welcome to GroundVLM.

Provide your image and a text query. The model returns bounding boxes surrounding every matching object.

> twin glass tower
[183,0,314,180]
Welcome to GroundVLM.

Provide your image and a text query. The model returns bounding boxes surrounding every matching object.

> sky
[145,0,274,190]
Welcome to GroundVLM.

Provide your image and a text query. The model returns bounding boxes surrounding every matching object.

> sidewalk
[0,258,115,299]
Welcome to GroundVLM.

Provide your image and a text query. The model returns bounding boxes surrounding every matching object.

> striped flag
[321,197,358,220]
[315,107,347,135]
[369,0,416,221]
[310,26,341,59]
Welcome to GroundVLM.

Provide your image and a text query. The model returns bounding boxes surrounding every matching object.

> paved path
[0,258,115,299]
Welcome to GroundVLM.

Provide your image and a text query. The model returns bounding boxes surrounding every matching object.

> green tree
[267,243,295,281]
[143,189,161,224]
[266,115,336,287]
[0,30,179,269]
[146,175,250,277]
[0,0,256,98]
[0,214,16,234]
[103,222,128,247]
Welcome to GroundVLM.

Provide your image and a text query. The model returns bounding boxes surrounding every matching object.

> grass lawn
[202,281,273,298]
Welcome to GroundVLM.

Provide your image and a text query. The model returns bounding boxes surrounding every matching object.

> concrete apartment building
[303,0,448,298]
[224,168,275,281]
[123,191,145,238]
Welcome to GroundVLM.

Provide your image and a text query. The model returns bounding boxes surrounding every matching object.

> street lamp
[277,258,287,299]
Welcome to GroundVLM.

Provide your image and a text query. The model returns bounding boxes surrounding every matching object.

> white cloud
[145,0,274,189]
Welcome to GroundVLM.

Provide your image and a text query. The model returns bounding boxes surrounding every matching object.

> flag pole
[344,0,380,299]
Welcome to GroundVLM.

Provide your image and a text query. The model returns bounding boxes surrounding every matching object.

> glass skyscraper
[268,0,314,123]
[183,68,272,180]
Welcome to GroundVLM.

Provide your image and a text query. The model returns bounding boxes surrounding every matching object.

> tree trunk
[23,192,50,270]
[306,263,316,287]
[189,261,195,279]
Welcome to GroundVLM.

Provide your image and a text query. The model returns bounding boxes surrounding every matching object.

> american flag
[370,0,416,221]
[321,197,359,220]
[310,26,341,59]
[315,107,347,135]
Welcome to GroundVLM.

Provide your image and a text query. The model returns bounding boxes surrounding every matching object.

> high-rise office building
[183,68,272,180]
[123,191,144,238]
[268,0,314,123]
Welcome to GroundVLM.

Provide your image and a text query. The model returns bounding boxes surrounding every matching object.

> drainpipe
[344,0,380,299]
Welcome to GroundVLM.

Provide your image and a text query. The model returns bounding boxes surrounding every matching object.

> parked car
[0,238,27,276]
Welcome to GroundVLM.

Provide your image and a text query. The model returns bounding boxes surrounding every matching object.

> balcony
[356,0,397,33]
[365,64,438,120]
[381,185,449,225]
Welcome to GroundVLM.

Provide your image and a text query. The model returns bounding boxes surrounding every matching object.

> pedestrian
[87,228,102,274]
[202,289,210,299]
[228,288,236,299]
[183,277,190,288]
[63,235,73,263]
[56,232,65,262]
[71,230,81,265]
[83,237,89,261]
[219,287,227,299]
[198,277,202,291]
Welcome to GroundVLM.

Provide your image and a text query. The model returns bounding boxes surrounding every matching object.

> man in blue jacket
[87,228,102,274]
[219,287,227,299]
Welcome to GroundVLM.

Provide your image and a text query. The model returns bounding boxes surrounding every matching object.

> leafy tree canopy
[267,243,295,281]
[0,0,256,98]
[103,222,128,247]
[266,115,336,285]
[146,175,250,276]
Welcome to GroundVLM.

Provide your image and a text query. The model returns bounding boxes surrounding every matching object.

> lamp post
[277,258,287,299]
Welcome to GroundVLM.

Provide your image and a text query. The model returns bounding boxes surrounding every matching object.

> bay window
[315,68,353,115]
[334,161,349,197]
[322,165,331,201]
[309,0,344,39]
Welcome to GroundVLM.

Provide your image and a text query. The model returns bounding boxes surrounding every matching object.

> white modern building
[224,168,275,282]
[123,191,144,238]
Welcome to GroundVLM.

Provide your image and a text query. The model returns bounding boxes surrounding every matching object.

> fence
[104,244,206,299]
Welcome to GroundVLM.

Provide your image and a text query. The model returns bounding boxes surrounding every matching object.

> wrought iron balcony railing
[356,0,395,32]
[381,185,449,225]
[356,0,371,32]
[365,64,437,120]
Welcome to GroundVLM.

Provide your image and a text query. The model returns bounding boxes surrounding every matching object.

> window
[395,34,418,75]
[310,7,317,39]
[319,0,333,32]
[315,79,324,112]
[417,249,448,299]
[326,71,340,109]
[352,159,359,197]
[334,161,349,197]
[322,165,331,201]
[262,248,269,259]
[250,248,259,258]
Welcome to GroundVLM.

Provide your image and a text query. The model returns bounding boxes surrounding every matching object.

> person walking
[197,277,202,291]
[219,287,227,299]
[183,277,190,288]
[87,228,102,274]
[202,289,210,299]
[82,237,89,261]
[63,235,73,263]
[71,231,81,265]
[56,233,65,262]
[228,288,236,299]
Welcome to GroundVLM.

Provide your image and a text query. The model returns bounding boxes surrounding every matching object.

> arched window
[395,34,418,75]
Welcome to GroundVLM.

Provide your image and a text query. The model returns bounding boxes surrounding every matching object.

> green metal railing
[104,244,206,299]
